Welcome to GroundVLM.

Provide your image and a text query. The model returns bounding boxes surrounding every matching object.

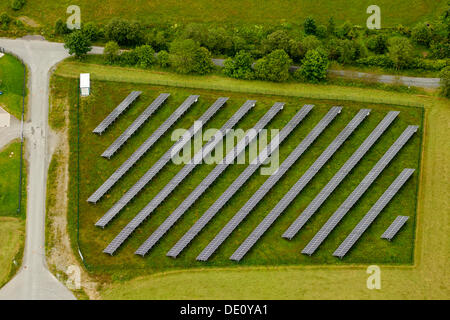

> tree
[304,16,317,35]
[262,30,291,54]
[254,49,292,82]
[440,66,450,98]
[64,30,92,59]
[296,49,329,83]
[327,17,336,36]
[54,19,69,35]
[411,22,433,47]
[0,13,11,30]
[11,0,26,11]
[104,41,120,64]
[105,18,143,46]
[134,45,156,68]
[156,50,170,67]
[388,37,415,69]
[169,39,213,74]
[82,22,102,42]
[366,34,388,54]
[223,50,254,80]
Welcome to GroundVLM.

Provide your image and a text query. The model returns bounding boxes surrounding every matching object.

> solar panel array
[93,91,142,135]
[135,102,287,256]
[95,97,229,227]
[302,125,419,256]
[230,109,371,261]
[282,111,400,240]
[103,100,256,255]
[87,95,198,203]
[381,215,409,241]
[333,168,414,258]
[166,105,314,258]
[101,93,172,159]
[196,106,343,261]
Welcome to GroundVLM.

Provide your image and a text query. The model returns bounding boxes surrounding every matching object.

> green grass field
[0,1,447,29]
[0,54,25,120]
[53,69,422,282]
[0,216,24,288]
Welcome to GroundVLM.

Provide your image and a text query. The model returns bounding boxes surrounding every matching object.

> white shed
[80,73,90,96]
[0,106,11,128]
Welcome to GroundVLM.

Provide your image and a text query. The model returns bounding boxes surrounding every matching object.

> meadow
[50,71,423,281]
[0,0,447,30]
[0,54,26,119]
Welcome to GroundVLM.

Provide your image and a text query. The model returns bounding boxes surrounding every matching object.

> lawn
[0,53,26,120]
[51,65,423,283]
[0,217,24,288]
[0,0,447,29]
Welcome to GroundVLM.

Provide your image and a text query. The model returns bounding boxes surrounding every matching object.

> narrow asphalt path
[0,38,104,300]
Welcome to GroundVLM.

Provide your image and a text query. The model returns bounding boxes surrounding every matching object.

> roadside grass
[0,0,447,31]
[0,54,26,119]
[0,141,26,217]
[101,96,449,300]
[0,217,24,289]
[51,61,422,283]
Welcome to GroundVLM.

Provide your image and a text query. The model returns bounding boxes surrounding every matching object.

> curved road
[0,38,102,300]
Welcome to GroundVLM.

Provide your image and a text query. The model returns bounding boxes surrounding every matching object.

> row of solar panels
[90,94,416,259]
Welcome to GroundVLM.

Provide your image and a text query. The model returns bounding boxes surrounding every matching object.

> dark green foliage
[411,22,433,47]
[10,0,26,11]
[316,24,328,39]
[64,29,92,58]
[357,55,394,68]
[440,66,450,97]
[55,19,70,35]
[156,50,169,67]
[0,13,11,30]
[254,49,292,82]
[327,17,336,36]
[262,30,291,54]
[327,39,367,64]
[366,34,388,54]
[105,18,143,46]
[223,50,254,80]
[304,16,317,35]
[134,45,156,68]
[337,21,353,39]
[82,22,102,42]
[296,49,329,83]
[119,50,138,66]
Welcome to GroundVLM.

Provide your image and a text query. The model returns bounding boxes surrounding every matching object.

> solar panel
[103,100,256,255]
[302,125,419,256]
[95,97,229,227]
[230,109,370,261]
[381,215,409,241]
[333,168,414,258]
[93,91,142,134]
[166,105,315,258]
[87,95,199,203]
[282,111,400,240]
[196,106,342,261]
[134,102,288,256]
[101,93,171,159]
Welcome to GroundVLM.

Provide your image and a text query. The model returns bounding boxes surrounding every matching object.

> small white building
[0,106,11,128]
[80,73,90,96]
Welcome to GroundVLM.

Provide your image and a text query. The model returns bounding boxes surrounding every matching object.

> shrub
[304,16,317,35]
[413,58,448,71]
[11,0,26,11]
[103,41,120,64]
[82,22,102,42]
[254,49,292,82]
[316,24,328,39]
[55,19,70,35]
[439,66,450,98]
[262,30,291,54]
[388,37,416,69]
[64,30,92,59]
[366,34,388,54]
[327,17,336,36]
[430,40,450,59]
[134,45,156,68]
[205,27,233,55]
[156,50,170,68]
[223,50,254,80]
[119,50,138,66]
[169,39,213,74]
[411,22,433,47]
[105,18,143,46]
[337,21,353,39]
[356,55,394,68]
[146,30,169,52]
[296,49,329,83]
[0,13,11,29]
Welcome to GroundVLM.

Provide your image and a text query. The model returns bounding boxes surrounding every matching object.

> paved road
[212,58,441,89]
[0,38,76,300]
[0,115,21,150]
